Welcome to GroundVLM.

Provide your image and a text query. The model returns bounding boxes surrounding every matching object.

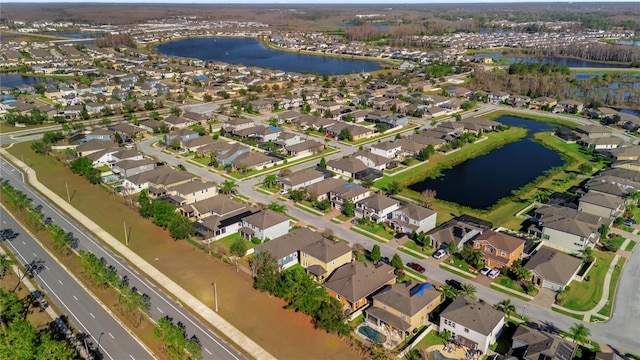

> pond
[155,37,381,75]
[408,116,565,210]
[0,74,44,88]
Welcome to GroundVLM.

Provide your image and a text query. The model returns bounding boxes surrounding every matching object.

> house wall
[261,133,281,142]
[439,316,504,354]
[542,227,589,254]
[257,220,290,241]
[324,288,365,312]
[179,186,217,204]
[280,176,325,191]
[301,252,352,281]
[121,163,155,178]
[279,252,298,269]
[370,147,399,159]
[326,165,354,178]
[122,179,148,194]
[579,201,617,218]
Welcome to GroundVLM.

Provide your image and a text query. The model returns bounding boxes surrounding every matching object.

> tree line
[249,252,352,336]
[138,190,195,240]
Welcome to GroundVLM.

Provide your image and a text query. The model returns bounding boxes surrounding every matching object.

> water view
[472,52,630,68]
[409,116,565,209]
[155,37,381,75]
[0,74,44,88]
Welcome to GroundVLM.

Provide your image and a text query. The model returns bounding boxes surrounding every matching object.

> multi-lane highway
[0,206,154,360]
[0,157,244,360]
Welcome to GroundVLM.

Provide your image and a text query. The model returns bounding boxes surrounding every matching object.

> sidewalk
[0,149,276,360]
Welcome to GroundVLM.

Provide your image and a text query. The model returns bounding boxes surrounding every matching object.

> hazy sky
[4,0,640,3]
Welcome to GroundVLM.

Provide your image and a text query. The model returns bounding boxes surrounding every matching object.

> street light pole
[64,181,71,203]
[123,220,129,246]
[212,282,218,312]
[522,304,527,318]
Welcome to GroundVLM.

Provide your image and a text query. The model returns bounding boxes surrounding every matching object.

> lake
[408,116,565,209]
[472,53,630,68]
[155,37,381,75]
[0,74,44,88]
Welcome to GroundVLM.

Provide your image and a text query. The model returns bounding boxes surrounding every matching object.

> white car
[280,189,289,195]
[433,249,447,259]
[488,268,500,279]
[480,267,491,276]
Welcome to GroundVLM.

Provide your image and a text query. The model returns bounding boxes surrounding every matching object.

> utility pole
[64,181,71,202]
[212,282,218,312]
[123,221,129,246]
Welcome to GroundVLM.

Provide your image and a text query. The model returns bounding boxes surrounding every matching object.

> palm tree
[569,323,591,346]
[439,329,452,345]
[460,283,478,300]
[267,202,286,213]
[262,174,278,189]
[219,180,238,194]
[494,299,517,320]
[438,285,458,301]
[0,254,18,284]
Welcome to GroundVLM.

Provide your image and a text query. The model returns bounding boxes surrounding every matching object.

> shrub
[251,237,262,245]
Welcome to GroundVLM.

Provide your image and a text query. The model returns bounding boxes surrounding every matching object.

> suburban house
[428,215,492,251]
[329,183,371,210]
[76,139,118,157]
[524,246,582,291]
[389,205,437,235]
[578,191,625,218]
[326,157,374,179]
[231,152,277,171]
[285,140,325,157]
[577,136,626,150]
[528,205,604,253]
[189,197,256,240]
[508,324,577,360]
[439,296,505,354]
[165,129,199,144]
[365,282,441,340]
[304,177,348,201]
[165,180,217,206]
[575,124,612,138]
[224,117,254,132]
[323,262,397,312]
[354,150,394,171]
[254,228,323,269]
[85,128,114,141]
[370,141,402,159]
[278,169,326,191]
[274,132,302,147]
[164,115,195,129]
[182,136,215,152]
[111,158,156,178]
[121,167,193,195]
[300,237,353,282]
[355,193,401,223]
[606,145,640,161]
[200,142,251,165]
[138,119,165,133]
[472,230,525,269]
[239,209,290,242]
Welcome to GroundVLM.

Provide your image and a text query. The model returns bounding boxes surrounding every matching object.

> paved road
[0,158,244,360]
[0,207,154,360]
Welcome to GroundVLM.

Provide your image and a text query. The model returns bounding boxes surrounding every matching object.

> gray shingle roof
[440,296,504,336]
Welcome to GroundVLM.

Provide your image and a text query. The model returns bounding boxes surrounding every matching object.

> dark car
[406,262,426,273]
[44,217,52,225]
[380,256,390,265]
[445,279,463,290]
[34,204,43,212]
[156,161,166,167]
[623,218,636,226]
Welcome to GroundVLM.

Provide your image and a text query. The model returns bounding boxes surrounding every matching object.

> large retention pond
[409,116,565,209]
[155,37,381,75]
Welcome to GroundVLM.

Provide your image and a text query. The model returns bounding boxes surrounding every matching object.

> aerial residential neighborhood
[0,2,639,360]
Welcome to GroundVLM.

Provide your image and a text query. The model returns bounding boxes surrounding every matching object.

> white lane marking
[89,312,95,319]
[109,332,114,339]
[129,355,135,360]
[205,348,212,355]
[73,295,78,301]
[44,266,49,270]
[22,241,26,245]
[2,220,5,224]
[33,252,37,257]
[58,279,63,285]
[156,307,163,314]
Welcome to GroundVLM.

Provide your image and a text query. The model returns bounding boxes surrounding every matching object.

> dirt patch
[8,142,361,360]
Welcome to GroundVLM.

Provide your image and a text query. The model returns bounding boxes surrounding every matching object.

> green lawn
[404,268,428,281]
[495,275,528,295]
[335,214,351,222]
[294,203,324,216]
[439,263,476,279]
[354,223,394,240]
[348,314,364,328]
[598,256,626,317]
[491,321,519,355]
[413,330,445,351]
[552,306,584,320]
[445,256,474,273]
[489,284,532,302]
[625,240,637,252]
[398,247,427,259]
[403,240,435,257]
[216,233,257,253]
[484,110,580,129]
[561,251,614,311]
[350,227,387,243]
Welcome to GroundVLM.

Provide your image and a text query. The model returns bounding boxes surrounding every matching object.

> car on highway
[488,268,500,279]
[433,249,447,259]
[43,217,52,225]
[480,267,492,276]
[406,262,426,273]
[34,204,43,212]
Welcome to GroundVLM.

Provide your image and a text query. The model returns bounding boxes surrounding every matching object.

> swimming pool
[358,325,386,344]
[430,350,458,360]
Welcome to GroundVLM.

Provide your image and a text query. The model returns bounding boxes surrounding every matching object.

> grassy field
[561,251,614,312]
[413,329,445,350]
[6,141,361,360]
[625,240,637,252]
[354,223,394,240]
[495,275,528,295]
[403,240,436,257]
[483,110,581,129]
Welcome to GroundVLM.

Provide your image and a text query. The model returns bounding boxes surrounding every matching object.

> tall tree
[569,323,591,346]
[262,174,278,189]
[459,283,478,300]
[371,245,381,264]
[0,255,17,284]
[219,180,238,194]
[495,299,516,319]
[438,285,458,301]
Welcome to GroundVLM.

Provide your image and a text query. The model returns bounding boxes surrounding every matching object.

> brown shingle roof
[525,246,582,286]
[440,296,504,335]
[323,262,396,303]
[242,209,289,229]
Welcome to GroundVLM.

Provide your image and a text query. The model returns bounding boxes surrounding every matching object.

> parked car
[280,189,288,195]
[488,268,500,279]
[445,279,463,290]
[351,219,358,224]
[380,256,390,265]
[623,218,636,226]
[480,267,492,276]
[433,249,447,259]
[407,262,426,273]
[207,161,216,167]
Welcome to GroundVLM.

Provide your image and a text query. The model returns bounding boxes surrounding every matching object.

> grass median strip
[439,263,476,279]
[625,240,637,251]
[490,283,532,302]
[294,203,324,216]
[551,306,584,321]
[350,226,387,243]
[398,247,428,260]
